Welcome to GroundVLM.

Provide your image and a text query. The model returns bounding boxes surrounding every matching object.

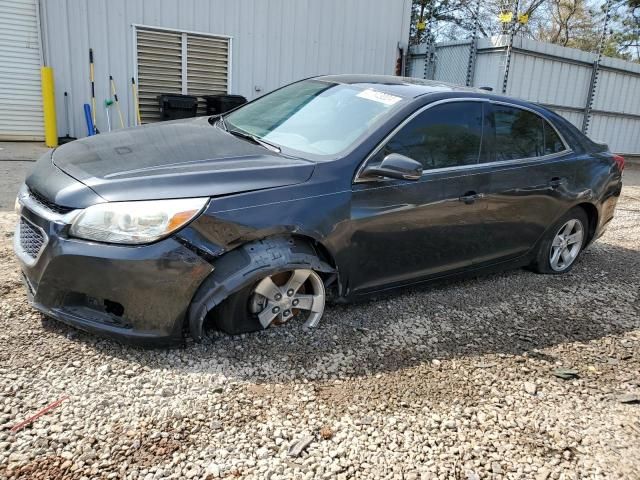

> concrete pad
[0,142,51,162]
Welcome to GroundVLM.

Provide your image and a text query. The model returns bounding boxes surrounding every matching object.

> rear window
[492,105,545,160]
[485,105,567,161]
[544,122,565,154]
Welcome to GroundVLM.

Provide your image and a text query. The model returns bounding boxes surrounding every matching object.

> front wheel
[531,207,588,274]
[214,268,326,334]
[249,269,326,328]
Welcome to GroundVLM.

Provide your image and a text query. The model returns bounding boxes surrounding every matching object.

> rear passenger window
[492,105,544,160]
[382,102,483,170]
[544,122,565,154]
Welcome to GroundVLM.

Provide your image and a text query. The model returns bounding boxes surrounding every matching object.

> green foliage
[409,0,639,61]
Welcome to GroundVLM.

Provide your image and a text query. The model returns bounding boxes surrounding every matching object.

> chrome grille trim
[28,188,73,214]
[15,184,80,225]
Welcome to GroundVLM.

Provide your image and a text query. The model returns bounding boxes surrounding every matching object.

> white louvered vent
[135,28,182,123]
[135,27,230,122]
[187,35,229,115]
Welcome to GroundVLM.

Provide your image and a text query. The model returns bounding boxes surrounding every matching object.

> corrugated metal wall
[408,36,640,155]
[0,0,44,141]
[40,0,412,138]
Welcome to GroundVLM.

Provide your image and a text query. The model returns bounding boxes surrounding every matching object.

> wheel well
[575,202,598,245]
[292,235,336,269]
[186,234,337,340]
[291,234,340,289]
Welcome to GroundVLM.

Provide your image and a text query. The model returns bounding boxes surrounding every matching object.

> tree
[534,0,600,49]
[610,0,640,59]
[408,0,640,61]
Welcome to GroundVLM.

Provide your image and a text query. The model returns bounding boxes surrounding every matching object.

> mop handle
[110,75,125,128]
[131,77,142,126]
[64,92,71,137]
[89,49,98,132]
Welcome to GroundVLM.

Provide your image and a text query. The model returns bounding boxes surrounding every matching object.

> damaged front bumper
[14,188,214,346]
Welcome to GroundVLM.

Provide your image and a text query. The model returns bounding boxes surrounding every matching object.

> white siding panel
[472,50,504,91]
[505,51,592,109]
[0,0,43,140]
[589,114,640,155]
[40,0,412,138]
[593,69,640,115]
[552,109,584,130]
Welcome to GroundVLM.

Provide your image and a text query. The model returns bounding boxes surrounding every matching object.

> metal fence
[407,36,640,155]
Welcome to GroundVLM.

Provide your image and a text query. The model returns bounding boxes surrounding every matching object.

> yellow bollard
[41,66,58,148]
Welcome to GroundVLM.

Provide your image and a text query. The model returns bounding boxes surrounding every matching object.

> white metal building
[1,0,412,140]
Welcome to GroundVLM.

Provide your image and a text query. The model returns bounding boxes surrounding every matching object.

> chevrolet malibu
[14,75,624,345]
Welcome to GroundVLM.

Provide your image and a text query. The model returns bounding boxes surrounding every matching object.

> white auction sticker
[356,88,402,106]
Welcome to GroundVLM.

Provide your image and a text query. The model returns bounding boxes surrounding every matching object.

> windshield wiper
[226,127,281,153]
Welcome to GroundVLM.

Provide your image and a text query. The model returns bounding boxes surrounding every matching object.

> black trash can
[157,94,199,120]
[202,94,247,115]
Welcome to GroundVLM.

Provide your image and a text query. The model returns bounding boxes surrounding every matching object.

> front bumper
[14,188,214,346]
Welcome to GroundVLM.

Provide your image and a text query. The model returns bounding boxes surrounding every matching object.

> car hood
[51,116,315,203]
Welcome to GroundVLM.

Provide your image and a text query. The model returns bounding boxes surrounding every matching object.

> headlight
[69,197,208,244]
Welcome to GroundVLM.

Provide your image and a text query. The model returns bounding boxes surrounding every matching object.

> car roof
[315,74,489,99]
[313,74,589,151]
[314,74,566,124]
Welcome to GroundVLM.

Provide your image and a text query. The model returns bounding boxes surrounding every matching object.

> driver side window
[381,101,485,170]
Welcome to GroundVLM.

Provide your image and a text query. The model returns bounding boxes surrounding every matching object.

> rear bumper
[592,180,621,242]
[14,192,214,346]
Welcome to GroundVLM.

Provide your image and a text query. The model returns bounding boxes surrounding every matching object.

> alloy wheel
[549,218,584,272]
[249,269,325,329]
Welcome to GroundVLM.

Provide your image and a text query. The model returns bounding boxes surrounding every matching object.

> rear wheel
[531,207,588,274]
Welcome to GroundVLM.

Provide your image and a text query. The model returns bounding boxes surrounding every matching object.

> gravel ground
[0,162,35,212]
[1,177,639,479]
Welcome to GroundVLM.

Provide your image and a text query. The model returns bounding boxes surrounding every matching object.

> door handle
[459,191,485,205]
[548,177,567,189]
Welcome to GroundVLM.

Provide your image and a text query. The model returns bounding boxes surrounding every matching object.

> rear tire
[531,207,588,274]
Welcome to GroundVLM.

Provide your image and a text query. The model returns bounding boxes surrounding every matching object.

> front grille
[28,188,73,214]
[19,218,45,260]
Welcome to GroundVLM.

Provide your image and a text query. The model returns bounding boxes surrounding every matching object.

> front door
[349,100,491,294]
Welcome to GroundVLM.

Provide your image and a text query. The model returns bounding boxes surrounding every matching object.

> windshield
[224,79,406,157]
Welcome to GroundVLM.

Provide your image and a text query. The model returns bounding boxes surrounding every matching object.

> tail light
[612,154,625,171]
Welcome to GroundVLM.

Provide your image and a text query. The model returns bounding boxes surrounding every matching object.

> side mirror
[361,153,423,181]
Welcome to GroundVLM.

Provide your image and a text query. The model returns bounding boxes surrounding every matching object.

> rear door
[470,102,576,265]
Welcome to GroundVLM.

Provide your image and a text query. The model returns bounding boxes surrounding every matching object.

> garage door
[0,0,43,141]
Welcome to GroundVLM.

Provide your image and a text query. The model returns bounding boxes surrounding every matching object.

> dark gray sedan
[14,75,624,345]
